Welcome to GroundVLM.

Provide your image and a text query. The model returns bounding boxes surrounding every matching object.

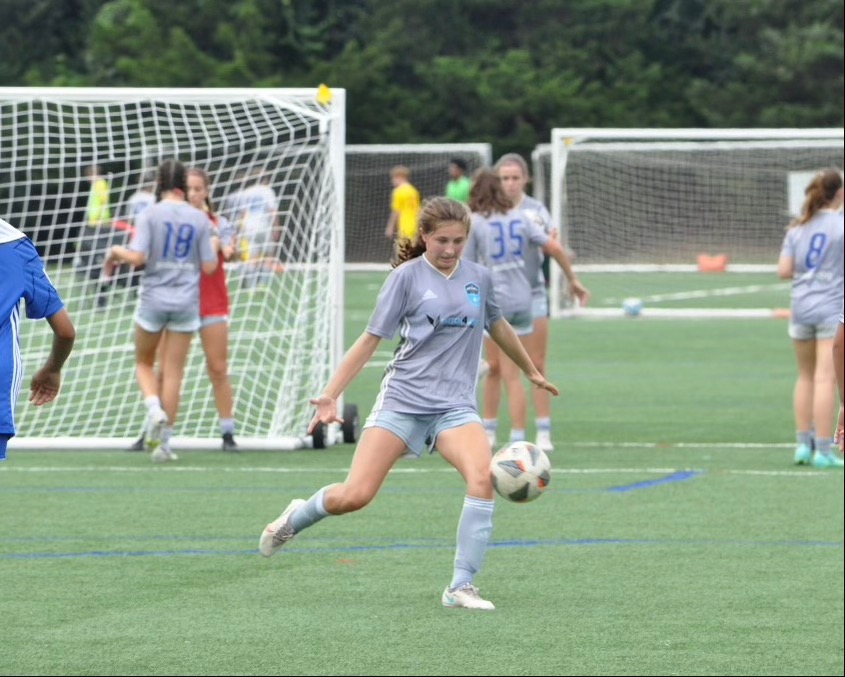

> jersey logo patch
[422,289,438,301]
[465,283,480,308]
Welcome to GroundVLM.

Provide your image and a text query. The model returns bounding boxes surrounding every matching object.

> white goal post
[1,87,347,450]
[546,128,844,319]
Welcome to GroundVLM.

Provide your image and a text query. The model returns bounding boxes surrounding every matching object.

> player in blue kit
[0,218,76,460]
[258,197,559,611]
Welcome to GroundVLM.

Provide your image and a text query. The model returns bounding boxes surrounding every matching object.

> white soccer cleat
[151,446,179,463]
[441,584,495,611]
[535,429,554,454]
[259,498,306,557]
[145,409,168,452]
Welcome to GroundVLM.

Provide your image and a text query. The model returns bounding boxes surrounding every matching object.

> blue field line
[606,470,701,492]
[1,536,840,560]
[0,471,701,496]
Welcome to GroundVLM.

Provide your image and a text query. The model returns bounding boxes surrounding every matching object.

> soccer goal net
[545,128,844,319]
[345,143,492,269]
[2,87,346,450]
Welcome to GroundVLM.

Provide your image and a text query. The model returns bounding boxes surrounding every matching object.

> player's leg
[482,336,501,448]
[259,423,408,557]
[134,315,168,452]
[791,334,815,464]
[810,335,841,468]
[499,334,532,443]
[154,322,194,461]
[200,318,237,450]
[527,312,553,452]
[436,416,496,611]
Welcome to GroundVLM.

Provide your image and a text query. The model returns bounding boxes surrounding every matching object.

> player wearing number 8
[778,168,844,469]
[106,159,218,462]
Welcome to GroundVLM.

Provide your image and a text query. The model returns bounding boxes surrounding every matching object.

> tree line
[1,0,843,159]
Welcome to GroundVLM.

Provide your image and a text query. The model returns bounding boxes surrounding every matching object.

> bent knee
[331,486,376,514]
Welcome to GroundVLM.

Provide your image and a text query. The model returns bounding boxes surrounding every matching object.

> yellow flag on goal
[317,84,333,106]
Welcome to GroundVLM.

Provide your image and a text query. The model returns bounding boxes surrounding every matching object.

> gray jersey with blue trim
[366,256,502,415]
[130,201,217,312]
[465,207,549,318]
[780,211,844,325]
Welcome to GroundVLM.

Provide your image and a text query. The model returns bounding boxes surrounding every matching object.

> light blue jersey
[780,211,844,326]
[366,256,502,415]
[130,201,217,314]
[0,220,65,453]
[464,208,549,322]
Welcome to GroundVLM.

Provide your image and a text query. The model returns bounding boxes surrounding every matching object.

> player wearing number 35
[777,168,844,469]
[106,159,218,462]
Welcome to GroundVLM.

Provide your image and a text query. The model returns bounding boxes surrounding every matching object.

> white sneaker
[535,429,554,454]
[259,499,306,557]
[151,446,178,463]
[442,584,495,611]
[146,408,168,452]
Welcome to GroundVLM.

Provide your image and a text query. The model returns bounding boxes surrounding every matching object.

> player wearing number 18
[106,159,218,462]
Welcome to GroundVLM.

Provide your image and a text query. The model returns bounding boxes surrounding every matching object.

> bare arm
[107,245,146,268]
[29,308,76,406]
[777,255,794,280]
[488,319,559,395]
[308,332,382,433]
[542,238,590,306]
[385,211,398,239]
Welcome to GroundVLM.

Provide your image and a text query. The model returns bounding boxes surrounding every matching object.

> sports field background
[0,270,842,676]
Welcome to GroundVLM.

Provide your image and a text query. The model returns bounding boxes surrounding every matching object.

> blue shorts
[363,407,481,458]
[789,322,838,341]
[135,305,200,334]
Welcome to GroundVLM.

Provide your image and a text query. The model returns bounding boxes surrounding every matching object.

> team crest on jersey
[465,283,480,308]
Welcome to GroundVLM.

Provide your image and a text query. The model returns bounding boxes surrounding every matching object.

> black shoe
[126,434,146,452]
[222,432,239,452]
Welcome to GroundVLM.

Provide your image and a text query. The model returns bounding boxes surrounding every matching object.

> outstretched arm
[308,332,382,433]
[488,319,559,396]
[29,309,76,406]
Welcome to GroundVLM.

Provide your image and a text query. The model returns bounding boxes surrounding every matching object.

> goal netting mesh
[542,129,844,318]
[2,87,345,449]
[344,144,491,268]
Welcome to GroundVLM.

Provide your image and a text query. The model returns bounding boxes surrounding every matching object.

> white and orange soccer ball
[490,441,551,503]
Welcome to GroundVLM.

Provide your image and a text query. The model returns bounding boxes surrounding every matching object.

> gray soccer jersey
[780,211,844,326]
[236,184,277,237]
[366,256,503,415]
[125,190,155,222]
[520,196,554,297]
[130,201,217,312]
[465,207,549,318]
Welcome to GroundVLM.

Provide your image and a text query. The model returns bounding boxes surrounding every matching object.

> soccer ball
[622,297,643,317]
[490,441,551,503]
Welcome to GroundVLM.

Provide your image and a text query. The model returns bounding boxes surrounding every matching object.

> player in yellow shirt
[384,166,421,249]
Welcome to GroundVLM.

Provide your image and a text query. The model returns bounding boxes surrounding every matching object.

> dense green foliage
[1,0,842,157]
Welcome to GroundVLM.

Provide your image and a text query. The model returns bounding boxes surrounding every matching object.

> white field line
[604,282,789,305]
[0,465,828,478]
